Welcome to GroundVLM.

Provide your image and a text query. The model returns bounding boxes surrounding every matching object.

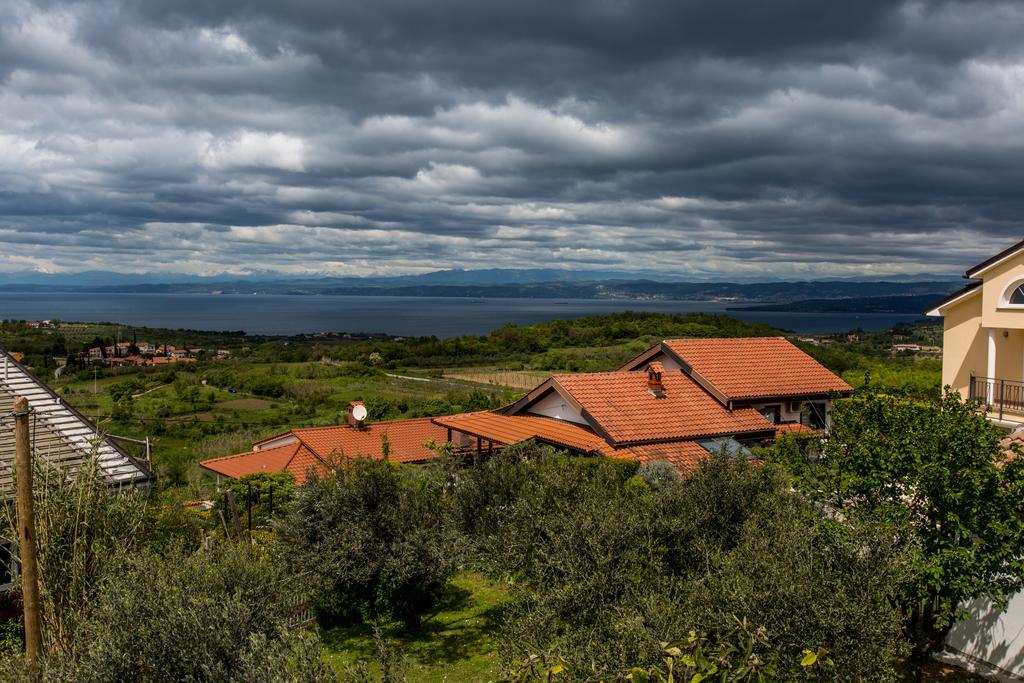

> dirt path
[131,383,170,399]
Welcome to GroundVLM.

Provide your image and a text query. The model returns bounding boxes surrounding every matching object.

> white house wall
[750,401,804,423]
[258,434,299,450]
[945,591,1024,679]
[527,390,589,425]
[631,350,683,371]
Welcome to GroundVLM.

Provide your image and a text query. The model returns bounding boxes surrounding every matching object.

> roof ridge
[292,415,441,433]
[284,442,323,470]
[664,336,786,342]
[202,440,299,465]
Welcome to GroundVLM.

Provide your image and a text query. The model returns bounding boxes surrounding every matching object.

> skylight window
[697,437,752,459]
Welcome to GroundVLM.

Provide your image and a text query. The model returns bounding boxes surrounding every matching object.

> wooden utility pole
[13,396,43,669]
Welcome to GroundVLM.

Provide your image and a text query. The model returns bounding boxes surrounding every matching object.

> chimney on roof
[647,362,666,398]
[346,401,368,430]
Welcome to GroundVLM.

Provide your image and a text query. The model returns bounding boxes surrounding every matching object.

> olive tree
[276,457,460,631]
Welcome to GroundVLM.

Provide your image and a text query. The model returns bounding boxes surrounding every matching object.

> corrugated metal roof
[0,349,153,492]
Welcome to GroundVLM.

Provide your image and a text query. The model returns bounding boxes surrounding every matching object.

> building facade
[928,238,1024,427]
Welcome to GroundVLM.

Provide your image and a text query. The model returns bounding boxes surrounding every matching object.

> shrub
[455,449,908,681]
[636,460,679,490]
[1,457,146,654]
[39,545,335,682]
[276,458,460,631]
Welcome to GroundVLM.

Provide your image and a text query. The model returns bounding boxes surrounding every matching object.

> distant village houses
[81,340,229,367]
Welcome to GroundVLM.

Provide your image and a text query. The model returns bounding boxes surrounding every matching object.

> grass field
[440,367,553,390]
[320,572,511,682]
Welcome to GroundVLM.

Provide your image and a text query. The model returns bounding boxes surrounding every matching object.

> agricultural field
[440,367,552,390]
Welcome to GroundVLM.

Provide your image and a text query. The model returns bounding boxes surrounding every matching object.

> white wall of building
[750,400,803,423]
[527,390,589,425]
[945,591,1024,678]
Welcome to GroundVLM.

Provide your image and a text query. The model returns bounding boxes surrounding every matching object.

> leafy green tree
[110,396,134,421]
[276,458,460,631]
[797,388,1024,656]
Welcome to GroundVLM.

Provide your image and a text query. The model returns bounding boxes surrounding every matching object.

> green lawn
[320,572,510,682]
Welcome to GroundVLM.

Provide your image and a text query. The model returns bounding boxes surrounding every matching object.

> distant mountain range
[0,268,961,310]
[730,294,943,314]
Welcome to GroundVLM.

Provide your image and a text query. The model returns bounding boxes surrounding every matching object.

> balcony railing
[970,375,1024,420]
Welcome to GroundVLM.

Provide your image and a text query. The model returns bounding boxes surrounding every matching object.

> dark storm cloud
[1,0,1023,277]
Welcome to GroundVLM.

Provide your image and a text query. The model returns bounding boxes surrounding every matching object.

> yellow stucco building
[928,238,1024,426]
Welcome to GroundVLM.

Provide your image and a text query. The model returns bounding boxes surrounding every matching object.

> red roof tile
[774,421,818,437]
[434,412,612,454]
[551,371,774,445]
[199,441,326,484]
[286,417,448,464]
[662,337,852,401]
[203,417,450,484]
[611,441,710,476]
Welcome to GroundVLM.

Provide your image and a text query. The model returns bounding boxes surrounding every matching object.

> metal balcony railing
[970,375,1024,421]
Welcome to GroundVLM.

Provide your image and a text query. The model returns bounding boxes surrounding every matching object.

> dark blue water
[0,291,927,337]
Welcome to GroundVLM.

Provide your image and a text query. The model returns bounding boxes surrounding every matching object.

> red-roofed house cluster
[85,342,231,367]
[200,337,849,484]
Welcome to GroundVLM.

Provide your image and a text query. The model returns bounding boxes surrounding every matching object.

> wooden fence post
[14,396,43,670]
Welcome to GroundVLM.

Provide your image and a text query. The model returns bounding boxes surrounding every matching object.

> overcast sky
[1,0,1023,279]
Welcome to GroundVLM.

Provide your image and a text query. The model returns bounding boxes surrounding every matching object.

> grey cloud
[1,0,1023,278]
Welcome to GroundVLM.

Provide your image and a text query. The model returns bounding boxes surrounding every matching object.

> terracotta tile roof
[774,421,818,437]
[1000,431,1024,462]
[610,441,710,476]
[433,412,612,454]
[203,417,451,484]
[199,441,326,484]
[288,417,448,464]
[551,371,774,445]
[662,337,852,401]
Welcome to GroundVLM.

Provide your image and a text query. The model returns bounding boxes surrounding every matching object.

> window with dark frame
[760,405,782,423]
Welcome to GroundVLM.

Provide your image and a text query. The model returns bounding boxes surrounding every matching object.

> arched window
[1010,284,1024,305]
[1001,280,1024,307]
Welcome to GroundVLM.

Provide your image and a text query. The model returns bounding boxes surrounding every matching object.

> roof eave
[965,238,1024,279]
[924,282,982,317]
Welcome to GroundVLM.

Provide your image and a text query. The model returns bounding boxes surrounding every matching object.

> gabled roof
[657,337,851,402]
[201,416,449,484]
[965,238,1024,278]
[199,441,325,484]
[282,417,448,464]
[433,412,612,454]
[0,349,154,492]
[551,370,774,445]
[925,281,982,316]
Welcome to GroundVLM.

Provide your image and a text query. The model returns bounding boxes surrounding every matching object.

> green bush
[38,545,334,682]
[276,458,460,631]
[447,445,907,681]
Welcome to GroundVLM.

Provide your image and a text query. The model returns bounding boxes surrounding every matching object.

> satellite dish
[352,404,368,422]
